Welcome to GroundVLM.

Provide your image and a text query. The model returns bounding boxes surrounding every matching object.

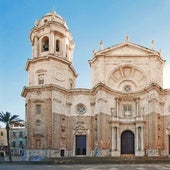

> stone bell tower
[22,11,78,156]
[27,10,77,89]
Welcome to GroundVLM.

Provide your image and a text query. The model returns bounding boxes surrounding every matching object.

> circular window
[76,103,86,114]
[124,85,131,92]
[44,19,48,23]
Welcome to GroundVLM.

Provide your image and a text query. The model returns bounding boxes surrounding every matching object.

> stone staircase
[43,156,170,164]
[2,156,170,165]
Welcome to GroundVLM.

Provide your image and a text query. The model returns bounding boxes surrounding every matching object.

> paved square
[0,164,170,170]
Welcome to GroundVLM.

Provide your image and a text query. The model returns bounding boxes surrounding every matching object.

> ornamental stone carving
[73,122,88,135]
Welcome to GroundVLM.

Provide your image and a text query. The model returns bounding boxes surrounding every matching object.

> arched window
[38,74,44,85]
[70,83,73,89]
[56,39,60,52]
[36,104,41,114]
[36,119,41,126]
[69,79,74,89]
[42,36,49,51]
[36,69,47,85]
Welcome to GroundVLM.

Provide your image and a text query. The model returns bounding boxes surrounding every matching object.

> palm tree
[0,111,22,162]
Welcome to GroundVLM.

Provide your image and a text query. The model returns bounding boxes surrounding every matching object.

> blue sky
[1,0,170,121]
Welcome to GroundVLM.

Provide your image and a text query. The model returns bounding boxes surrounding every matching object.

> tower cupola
[30,11,75,63]
[26,11,77,89]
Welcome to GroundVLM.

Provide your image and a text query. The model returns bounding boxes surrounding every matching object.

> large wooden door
[75,135,86,155]
[121,130,135,154]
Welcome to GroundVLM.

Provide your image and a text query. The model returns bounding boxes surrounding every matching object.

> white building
[10,122,26,156]
[22,11,170,158]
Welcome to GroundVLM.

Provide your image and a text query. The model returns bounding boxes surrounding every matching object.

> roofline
[96,41,160,55]
[89,41,165,66]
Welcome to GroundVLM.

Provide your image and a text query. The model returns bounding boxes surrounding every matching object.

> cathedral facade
[22,11,170,158]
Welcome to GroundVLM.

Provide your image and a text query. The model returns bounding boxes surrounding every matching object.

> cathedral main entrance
[75,135,86,155]
[121,130,135,154]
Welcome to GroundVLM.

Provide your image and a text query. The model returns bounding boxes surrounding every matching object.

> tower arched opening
[42,36,49,52]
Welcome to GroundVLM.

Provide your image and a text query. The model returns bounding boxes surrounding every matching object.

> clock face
[76,103,86,114]
[56,72,65,82]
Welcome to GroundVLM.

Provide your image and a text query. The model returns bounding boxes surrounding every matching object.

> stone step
[43,156,170,164]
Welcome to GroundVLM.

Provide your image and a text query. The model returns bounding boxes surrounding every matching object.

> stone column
[50,31,55,53]
[136,125,145,156]
[135,98,140,117]
[115,127,117,151]
[63,37,66,58]
[33,36,38,58]
[136,99,139,117]
[111,126,120,156]
[117,127,120,152]
[138,127,141,151]
[136,127,139,151]
[141,127,144,151]
[111,126,114,152]
[111,127,117,151]
[115,98,119,117]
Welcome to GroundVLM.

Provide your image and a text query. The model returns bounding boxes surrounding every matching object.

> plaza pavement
[0,164,170,170]
[1,157,170,170]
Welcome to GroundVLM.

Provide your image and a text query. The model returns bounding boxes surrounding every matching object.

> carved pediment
[96,42,159,57]
[105,45,148,56]
[108,64,147,91]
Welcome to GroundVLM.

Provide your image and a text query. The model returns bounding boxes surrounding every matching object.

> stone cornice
[25,55,78,77]
[93,82,167,96]
[21,84,92,98]
[30,22,69,42]
[21,81,169,99]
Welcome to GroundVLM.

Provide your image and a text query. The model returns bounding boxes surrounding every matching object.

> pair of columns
[111,126,144,156]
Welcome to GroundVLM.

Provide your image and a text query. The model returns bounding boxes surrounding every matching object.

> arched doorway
[121,130,135,154]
